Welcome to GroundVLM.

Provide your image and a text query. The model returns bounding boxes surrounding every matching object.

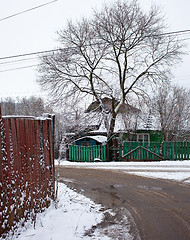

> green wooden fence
[162,142,190,160]
[122,141,190,161]
[122,141,163,161]
[68,141,190,162]
[69,145,107,162]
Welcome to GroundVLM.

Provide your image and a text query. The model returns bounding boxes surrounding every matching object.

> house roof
[75,135,107,143]
[85,97,140,114]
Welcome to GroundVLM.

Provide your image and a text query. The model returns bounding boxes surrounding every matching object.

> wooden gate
[121,142,163,161]
[121,141,190,161]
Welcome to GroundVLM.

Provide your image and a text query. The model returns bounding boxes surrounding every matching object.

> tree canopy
[152,84,190,141]
[38,0,184,138]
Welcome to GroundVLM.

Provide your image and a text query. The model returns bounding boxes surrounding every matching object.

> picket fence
[69,145,107,162]
[0,106,55,236]
[68,141,190,162]
[122,141,190,161]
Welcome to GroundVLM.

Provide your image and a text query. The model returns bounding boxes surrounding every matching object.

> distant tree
[152,84,190,141]
[38,0,184,140]
[0,96,52,117]
[17,96,52,116]
[54,103,101,158]
[0,98,16,115]
[0,97,65,156]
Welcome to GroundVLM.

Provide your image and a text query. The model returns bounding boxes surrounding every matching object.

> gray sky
[0,0,190,99]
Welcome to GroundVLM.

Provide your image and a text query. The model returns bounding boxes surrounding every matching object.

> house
[121,129,163,143]
[75,135,107,147]
[85,97,140,115]
[68,98,164,145]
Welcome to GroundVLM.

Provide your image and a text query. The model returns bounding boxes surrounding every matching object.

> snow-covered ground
[5,183,133,240]
[57,160,190,184]
[3,160,190,240]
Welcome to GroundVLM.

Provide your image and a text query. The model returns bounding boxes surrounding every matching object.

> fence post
[119,144,122,162]
[0,105,2,182]
[51,115,55,193]
[0,105,3,234]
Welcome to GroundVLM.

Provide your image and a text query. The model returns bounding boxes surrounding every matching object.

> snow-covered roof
[75,135,107,143]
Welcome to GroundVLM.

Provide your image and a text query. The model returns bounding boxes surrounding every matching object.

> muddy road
[57,166,190,240]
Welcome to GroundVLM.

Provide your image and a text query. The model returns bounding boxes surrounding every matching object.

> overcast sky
[0,0,190,99]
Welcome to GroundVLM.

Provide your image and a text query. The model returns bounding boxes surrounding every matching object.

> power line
[0,0,58,22]
[0,49,59,61]
[157,29,190,36]
[173,37,190,42]
[0,64,41,73]
[0,38,189,66]
[0,57,38,65]
[2,37,189,67]
[0,29,190,63]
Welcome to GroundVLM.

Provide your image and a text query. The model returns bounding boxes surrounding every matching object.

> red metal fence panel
[0,108,55,237]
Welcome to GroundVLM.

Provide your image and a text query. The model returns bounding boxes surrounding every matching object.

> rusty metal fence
[0,106,55,236]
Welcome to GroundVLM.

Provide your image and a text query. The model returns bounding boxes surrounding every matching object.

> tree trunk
[107,115,117,161]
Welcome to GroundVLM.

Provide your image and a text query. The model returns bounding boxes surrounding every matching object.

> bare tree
[152,84,190,141]
[0,96,51,117]
[0,98,16,115]
[38,0,184,140]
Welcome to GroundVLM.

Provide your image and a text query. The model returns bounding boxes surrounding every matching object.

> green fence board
[122,142,163,161]
[161,142,190,160]
[122,142,190,161]
[68,141,190,162]
[68,145,107,162]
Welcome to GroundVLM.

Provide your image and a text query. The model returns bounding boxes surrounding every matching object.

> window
[137,133,149,142]
[144,134,149,142]
[138,134,143,142]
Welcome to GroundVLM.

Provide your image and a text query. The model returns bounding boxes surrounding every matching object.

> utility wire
[1,36,190,67]
[0,29,190,64]
[173,37,190,42]
[0,57,38,65]
[0,49,59,61]
[0,64,41,73]
[0,0,58,22]
[157,29,190,36]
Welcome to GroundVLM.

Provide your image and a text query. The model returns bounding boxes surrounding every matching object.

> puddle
[58,177,74,183]
[113,184,124,188]
[138,185,162,191]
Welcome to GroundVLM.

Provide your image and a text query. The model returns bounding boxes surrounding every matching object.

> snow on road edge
[4,183,133,240]
[3,160,190,240]
[56,160,190,183]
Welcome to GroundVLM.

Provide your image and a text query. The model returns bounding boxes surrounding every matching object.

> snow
[75,135,107,144]
[3,160,190,239]
[4,183,133,240]
[127,171,190,182]
[5,184,104,240]
[56,160,190,183]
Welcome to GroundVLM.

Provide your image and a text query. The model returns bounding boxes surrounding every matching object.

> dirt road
[57,166,190,240]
